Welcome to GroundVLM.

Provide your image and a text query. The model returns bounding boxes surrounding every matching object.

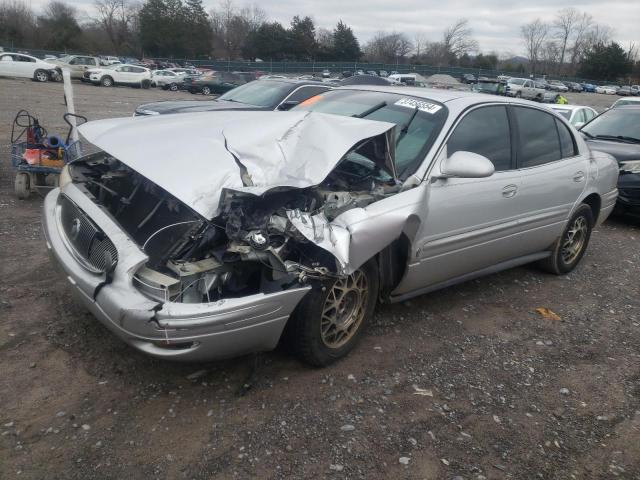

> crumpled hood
[78,111,395,219]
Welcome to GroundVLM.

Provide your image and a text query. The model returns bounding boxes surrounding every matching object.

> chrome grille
[59,195,118,273]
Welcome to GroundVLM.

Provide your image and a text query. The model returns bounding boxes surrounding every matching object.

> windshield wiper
[593,134,640,143]
[581,130,594,138]
[352,101,386,118]
[396,106,419,143]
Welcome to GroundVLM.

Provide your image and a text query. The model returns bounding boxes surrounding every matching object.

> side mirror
[574,121,585,129]
[440,150,495,178]
[277,100,299,111]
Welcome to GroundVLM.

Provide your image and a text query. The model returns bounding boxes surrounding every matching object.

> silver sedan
[43,87,619,365]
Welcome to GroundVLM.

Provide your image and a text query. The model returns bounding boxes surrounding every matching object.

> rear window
[513,107,562,167]
[218,80,295,108]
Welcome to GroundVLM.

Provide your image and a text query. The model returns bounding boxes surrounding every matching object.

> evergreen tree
[332,20,361,61]
[287,15,316,60]
[578,42,632,80]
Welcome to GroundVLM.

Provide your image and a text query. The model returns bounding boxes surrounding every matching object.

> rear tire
[101,76,113,87]
[34,69,49,82]
[141,79,151,89]
[284,259,379,366]
[201,86,211,95]
[15,172,30,199]
[539,204,594,275]
[169,83,178,91]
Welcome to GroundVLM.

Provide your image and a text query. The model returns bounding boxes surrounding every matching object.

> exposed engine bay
[69,139,403,304]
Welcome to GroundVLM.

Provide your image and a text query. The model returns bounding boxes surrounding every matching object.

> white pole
[62,68,79,143]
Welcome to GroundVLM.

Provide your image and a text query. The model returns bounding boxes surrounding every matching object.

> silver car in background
[43,87,619,366]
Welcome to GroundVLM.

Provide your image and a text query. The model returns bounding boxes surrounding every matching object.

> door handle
[502,184,518,198]
[573,171,585,182]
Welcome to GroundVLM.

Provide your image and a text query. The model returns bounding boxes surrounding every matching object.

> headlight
[58,164,72,188]
[620,160,640,173]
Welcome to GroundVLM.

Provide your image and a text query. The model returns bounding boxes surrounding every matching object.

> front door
[395,104,533,293]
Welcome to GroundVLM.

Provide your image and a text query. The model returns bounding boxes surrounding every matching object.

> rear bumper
[42,185,310,362]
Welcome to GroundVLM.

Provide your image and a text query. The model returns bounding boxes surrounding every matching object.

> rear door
[511,105,588,250]
[14,55,36,78]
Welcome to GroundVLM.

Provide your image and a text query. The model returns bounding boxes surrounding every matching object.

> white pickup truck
[505,78,546,101]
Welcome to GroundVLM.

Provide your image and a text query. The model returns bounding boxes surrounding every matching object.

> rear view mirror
[440,150,495,178]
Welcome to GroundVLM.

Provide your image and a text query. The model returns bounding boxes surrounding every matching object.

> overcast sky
[56,0,640,56]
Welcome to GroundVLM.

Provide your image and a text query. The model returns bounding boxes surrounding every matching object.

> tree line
[0,0,637,80]
[520,7,637,80]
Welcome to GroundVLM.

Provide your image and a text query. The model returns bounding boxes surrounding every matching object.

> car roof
[614,97,640,102]
[549,104,595,111]
[335,85,575,112]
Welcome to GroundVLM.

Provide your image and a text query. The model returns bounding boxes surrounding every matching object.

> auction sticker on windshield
[395,98,442,114]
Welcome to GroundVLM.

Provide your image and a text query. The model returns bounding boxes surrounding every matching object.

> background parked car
[596,85,618,94]
[135,78,331,115]
[150,69,184,90]
[564,82,583,92]
[185,71,246,95]
[50,55,101,80]
[611,97,640,108]
[549,104,598,127]
[505,78,545,101]
[101,56,121,65]
[0,52,57,82]
[84,64,151,88]
[580,106,640,217]
[581,83,596,93]
[461,73,477,84]
[616,86,636,96]
[547,80,569,92]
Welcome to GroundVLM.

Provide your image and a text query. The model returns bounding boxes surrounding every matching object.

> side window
[285,86,330,104]
[513,107,562,167]
[0,54,13,62]
[18,55,35,62]
[585,109,596,121]
[447,105,512,171]
[556,119,577,158]
[130,67,144,73]
[118,66,130,72]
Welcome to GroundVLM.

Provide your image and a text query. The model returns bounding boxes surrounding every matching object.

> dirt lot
[1,78,639,480]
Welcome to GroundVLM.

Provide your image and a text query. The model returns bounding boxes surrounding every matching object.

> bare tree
[521,18,549,74]
[363,31,412,63]
[413,32,427,57]
[553,7,578,73]
[567,12,593,68]
[94,0,138,54]
[0,0,38,48]
[442,18,478,59]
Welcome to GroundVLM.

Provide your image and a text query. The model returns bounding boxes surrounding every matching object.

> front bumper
[42,185,311,361]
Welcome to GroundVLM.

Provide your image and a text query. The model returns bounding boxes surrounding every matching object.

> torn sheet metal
[286,184,429,274]
[78,111,395,220]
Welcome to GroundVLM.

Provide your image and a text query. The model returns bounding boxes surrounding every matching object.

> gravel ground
[0,78,639,480]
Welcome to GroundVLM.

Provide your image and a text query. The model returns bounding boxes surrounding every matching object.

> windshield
[218,80,293,108]
[293,89,448,178]
[581,109,640,141]
[509,79,525,86]
[551,108,571,120]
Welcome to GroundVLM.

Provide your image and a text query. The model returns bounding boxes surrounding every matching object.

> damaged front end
[69,126,401,305]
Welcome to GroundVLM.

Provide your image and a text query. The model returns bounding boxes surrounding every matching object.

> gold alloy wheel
[561,216,588,264]
[320,270,368,348]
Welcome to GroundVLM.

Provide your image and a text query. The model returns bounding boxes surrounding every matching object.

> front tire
[539,204,594,275]
[34,69,49,82]
[285,259,379,366]
[201,86,211,95]
[101,76,113,87]
[169,83,178,91]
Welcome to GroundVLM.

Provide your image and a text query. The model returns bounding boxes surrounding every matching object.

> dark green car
[186,71,246,95]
